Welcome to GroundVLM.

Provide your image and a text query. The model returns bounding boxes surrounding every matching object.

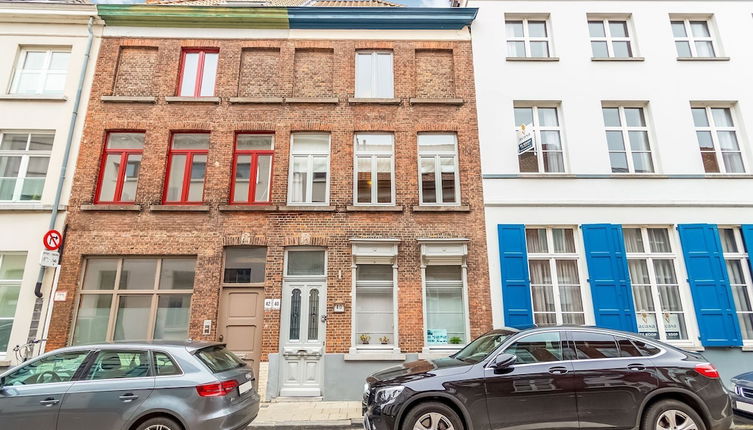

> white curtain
[623,229,644,253]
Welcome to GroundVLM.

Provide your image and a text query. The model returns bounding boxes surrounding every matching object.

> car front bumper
[363,401,400,430]
[731,391,753,425]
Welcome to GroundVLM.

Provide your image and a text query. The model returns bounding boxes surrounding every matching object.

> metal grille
[289,289,301,340]
[741,386,753,399]
[308,289,319,340]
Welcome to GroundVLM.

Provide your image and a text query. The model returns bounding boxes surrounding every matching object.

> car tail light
[196,380,239,397]
[694,363,720,379]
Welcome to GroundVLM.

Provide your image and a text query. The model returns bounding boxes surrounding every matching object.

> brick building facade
[46,5,490,400]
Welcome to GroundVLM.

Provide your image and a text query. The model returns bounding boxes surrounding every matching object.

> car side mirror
[492,353,517,374]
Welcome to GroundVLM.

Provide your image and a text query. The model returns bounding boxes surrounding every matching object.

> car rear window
[154,352,181,376]
[632,339,661,356]
[196,345,245,373]
[572,332,620,359]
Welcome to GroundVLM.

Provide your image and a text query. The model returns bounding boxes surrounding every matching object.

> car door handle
[39,398,60,407]
[548,366,569,375]
[627,363,646,371]
[119,393,139,402]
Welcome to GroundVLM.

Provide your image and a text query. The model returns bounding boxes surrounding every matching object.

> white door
[280,281,326,396]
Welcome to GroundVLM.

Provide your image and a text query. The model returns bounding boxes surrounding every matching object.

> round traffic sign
[43,230,63,251]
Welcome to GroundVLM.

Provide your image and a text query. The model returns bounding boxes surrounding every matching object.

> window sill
[0,203,66,212]
[164,96,221,104]
[80,204,141,211]
[101,95,156,103]
[285,97,339,104]
[742,346,753,352]
[229,97,284,104]
[278,205,336,212]
[346,205,403,212]
[149,204,210,212]
[0,359,10,367]
[412,205,470,212]
[344,351,406,361]
[347,97,402,105]
[506,56,560,62]
[677,57,730,62]
[0,94,67,101]
[591,57,645,62]
[409,98,464,106]
[219,204,278,212]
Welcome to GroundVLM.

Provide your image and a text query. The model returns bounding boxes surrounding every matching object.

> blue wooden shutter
[498,224,533,328]
[677,224,742,347]
[742,225,753,277]
[582,224,638,332]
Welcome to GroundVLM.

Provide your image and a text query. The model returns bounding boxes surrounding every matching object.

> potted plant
[449,336,462,345]
[379,336,389,345]
[359,333,371,344]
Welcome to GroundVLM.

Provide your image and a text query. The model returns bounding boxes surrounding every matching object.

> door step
[272,396,323,403]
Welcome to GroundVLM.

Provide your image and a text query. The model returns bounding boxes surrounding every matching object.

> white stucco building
[0,0,100,366]
[468,0,753,381]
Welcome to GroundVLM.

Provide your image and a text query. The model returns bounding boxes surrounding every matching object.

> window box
[285,97,339,104]
[228,97,284,104]
[346,205,403,212]
[412,205,470,212]
[80,204,141,212]
[218,204,277,212]
[100,96,156,103]
[149,204,210,212]
[409,98,464,105]
[348,98,401,105]
[164,96,221,104]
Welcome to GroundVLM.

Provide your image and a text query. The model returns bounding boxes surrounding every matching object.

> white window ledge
[0,94,67,101]
[0,203,66,212]
[0,359,11,367]
[506,56,560,62]
[344,348,406,361]
[591,57,645,62]
[741,345,753,352]
[677,57,730,62]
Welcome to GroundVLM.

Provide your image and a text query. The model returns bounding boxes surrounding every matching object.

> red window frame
[95,130,145,204]
[176,48,219,97]
[230,132,275,205]
[162,132,210,205]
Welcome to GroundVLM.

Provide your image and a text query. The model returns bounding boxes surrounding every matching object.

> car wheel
[134,416,182,430]
[641,399,706,430]
[402,401,464,430]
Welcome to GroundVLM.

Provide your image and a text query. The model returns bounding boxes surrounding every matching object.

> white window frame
[417,133,460,206]
[624,227,698,346]
[354,51,394,99]
[419,239,470,353]
[720,227,753,345]
[514,104,566,173]
[505,18,553,58]
[283,247,327,280]
[588,18,634,58]
[10,47,70,95]
[671,18,717,58]
[692,105,746,174]
[0,252,25,358]
[287,133,331,206]
[526,227,588,326]
[349,239,400,354]
[353,133,395,206]
[0,131,53,202]
[602,105,655,174]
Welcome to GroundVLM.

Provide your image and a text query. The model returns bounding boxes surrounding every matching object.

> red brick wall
[238,48,282,98]
[415,49,455,98]
[48,37,491,360]
[112,46,159,97]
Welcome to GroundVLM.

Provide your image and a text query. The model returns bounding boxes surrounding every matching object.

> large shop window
[11,48,70,95]
[624,228,689,341]
[720,228,753,341]
[602,105,654,173]
[354,133,394,205]
[692,106,745,174]
[418,134,459,206]
[514,105,565,173]
[164,133,209,204]
[231,133,273,205]
[526,228,586,326]
[355,51,394,99]
[224,247,267,284]
[0,253,25,352]
[588,19,635,58]
[288,133,330,205]
[0,132,52,202]
[72,257,195,345]
[96,132,143,203]
[178,48,218,97]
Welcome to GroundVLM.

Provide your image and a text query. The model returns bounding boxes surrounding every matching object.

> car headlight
[374,386,404,405]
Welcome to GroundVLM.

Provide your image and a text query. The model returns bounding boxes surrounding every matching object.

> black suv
[363,327,733,430]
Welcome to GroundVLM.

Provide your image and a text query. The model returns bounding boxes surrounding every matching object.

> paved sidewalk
[250,401,362,429]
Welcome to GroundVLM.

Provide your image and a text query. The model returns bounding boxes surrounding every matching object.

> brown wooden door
[218,287,265,378]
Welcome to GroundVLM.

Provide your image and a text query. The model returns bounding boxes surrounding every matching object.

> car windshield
[452,331,514,364]
[196,345,246,373]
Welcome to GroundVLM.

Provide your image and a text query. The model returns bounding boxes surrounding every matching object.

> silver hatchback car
[0,341,260,430]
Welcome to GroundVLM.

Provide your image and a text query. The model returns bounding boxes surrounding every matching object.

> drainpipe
[27,16,95,346]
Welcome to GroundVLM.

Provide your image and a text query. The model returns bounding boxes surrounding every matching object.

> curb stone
[248,419,362,430]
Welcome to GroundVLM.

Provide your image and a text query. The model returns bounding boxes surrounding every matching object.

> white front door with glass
[280,250,327,397]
